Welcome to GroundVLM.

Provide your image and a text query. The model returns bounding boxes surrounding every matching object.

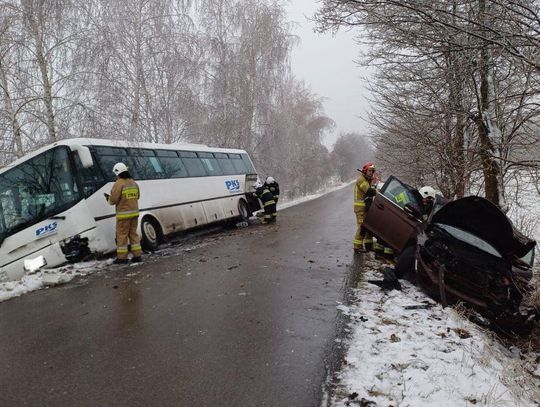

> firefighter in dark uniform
[353,162,377,253]
[253,181,276,224]
[106,163,142,264]
[264,176,279,220]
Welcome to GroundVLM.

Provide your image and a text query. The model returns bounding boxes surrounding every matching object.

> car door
[363,175,424,252]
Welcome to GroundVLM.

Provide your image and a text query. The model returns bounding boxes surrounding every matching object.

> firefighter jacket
[354,173,375,213]
[264,181,280,201]
[108,178,140,219]
[254,186,275,207]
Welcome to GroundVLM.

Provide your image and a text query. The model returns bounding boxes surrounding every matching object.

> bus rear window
[241,154,256,173]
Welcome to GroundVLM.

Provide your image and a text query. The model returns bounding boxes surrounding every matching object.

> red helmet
[361,162,375,173]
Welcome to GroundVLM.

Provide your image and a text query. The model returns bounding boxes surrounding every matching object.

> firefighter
[264,176,279,220]
[419,186,437,219]
[353,162,377,253]
[253,181,276,224]
[105,163,142,264]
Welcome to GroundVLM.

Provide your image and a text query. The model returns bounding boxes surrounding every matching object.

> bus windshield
[0,146,81,245]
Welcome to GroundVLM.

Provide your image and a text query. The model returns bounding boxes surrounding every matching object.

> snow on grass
[0,260,109,302]
[0,239,213,303]
[329,255,540,407]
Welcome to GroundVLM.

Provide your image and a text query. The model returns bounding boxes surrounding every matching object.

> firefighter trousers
[263,203,277,223]
[116,216,142,259]
[353,210,372,250]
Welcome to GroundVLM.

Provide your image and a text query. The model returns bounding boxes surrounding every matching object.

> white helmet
[253,181,263,189]
[112,162,128,176]
[266,176,275,184]
[419,186,437,199]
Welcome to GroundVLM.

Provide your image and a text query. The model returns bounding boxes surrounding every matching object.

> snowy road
[0,186,357,407]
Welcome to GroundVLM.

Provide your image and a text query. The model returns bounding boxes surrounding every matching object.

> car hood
[431,196,536,258]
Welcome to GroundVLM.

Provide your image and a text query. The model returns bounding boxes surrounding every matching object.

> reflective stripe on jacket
[108,178,140,219]
[254,186,275,207]
[354,173,370,211]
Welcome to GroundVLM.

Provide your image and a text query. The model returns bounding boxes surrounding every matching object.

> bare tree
[316,0,540,208]
[332,132,374,182]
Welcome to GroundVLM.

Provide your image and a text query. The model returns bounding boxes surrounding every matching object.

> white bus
[0,138,260,282]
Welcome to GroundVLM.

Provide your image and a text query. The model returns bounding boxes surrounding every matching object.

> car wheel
[141,217,161,251]
[238,199,251,223]
[394,244,416,279]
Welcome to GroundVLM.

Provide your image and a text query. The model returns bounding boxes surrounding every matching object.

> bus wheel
[238,199,251,222]
[141,217,161,251]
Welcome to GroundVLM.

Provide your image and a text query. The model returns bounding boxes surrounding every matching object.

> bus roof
[0,138,250,174]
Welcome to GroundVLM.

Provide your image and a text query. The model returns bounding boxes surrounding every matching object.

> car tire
[394,244,416,279]
[141,217,161,252]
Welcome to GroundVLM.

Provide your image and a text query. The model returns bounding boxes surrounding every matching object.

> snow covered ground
[1,180,539,406]
[327,255,540,407]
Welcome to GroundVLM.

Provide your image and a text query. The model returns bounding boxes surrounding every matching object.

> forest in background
[0,0,373,198]
[316,0,540,217]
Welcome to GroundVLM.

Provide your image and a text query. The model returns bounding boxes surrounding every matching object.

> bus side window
[179,151,207,177]
[92,147,134,181]
[229,154,248,174]
[155,150,188,178]
[214,153,236,175]
[127,148,165,180]
[74,153,105,197]
[198,152,223,176]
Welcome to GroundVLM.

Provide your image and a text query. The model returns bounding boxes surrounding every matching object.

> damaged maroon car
[363,176,537,331]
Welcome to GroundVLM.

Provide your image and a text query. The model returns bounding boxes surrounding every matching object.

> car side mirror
[404,203,422,219]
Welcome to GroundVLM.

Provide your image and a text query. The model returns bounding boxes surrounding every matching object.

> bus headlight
[23,255,47,272]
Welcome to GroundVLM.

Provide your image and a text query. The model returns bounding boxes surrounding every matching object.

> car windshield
[433,223,502,258]
[0,146,80,244]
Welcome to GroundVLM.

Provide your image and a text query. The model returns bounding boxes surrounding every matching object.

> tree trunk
[22,0,57,142]
[0,58,24,157]
[477,0,504,209]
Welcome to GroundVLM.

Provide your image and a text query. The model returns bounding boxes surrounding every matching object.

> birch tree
[0,3,23,160]
[196,0,294,151]
[83,0,200,143]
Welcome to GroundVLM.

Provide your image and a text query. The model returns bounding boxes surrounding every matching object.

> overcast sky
[285,0,373,149]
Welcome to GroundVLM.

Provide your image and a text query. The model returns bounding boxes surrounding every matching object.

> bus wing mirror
[72,145,94,168]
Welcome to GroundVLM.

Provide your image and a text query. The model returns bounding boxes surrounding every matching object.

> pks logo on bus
[35,221,58,238]
[225,179,240,193]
